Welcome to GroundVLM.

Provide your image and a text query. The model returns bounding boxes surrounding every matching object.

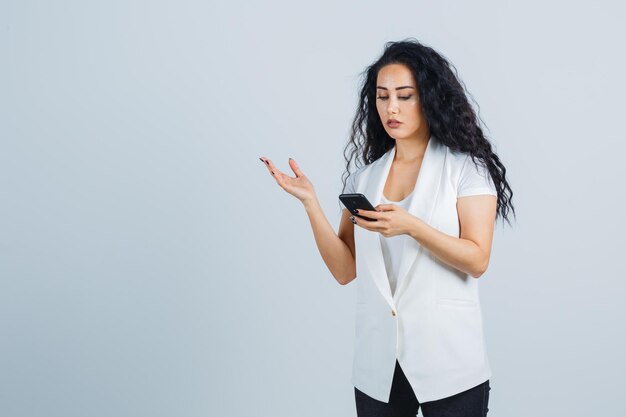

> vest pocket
[434,303,486,372]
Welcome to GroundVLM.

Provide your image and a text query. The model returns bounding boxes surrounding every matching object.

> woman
[259,38,514,417]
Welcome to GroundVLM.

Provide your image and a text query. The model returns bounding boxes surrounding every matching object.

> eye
[376,95,412,101]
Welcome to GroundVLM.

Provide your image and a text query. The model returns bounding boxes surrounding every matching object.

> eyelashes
[376,95,412,101]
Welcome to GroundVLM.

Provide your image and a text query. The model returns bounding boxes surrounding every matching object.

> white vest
[350,135,492,403]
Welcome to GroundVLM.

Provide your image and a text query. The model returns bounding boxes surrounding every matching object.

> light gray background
[1,1,625,416]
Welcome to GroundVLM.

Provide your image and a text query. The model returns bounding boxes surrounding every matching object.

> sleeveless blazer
[349,135,492,403]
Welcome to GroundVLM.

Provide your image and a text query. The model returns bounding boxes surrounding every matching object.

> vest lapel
[359,135,447,308]
[393,136,446,302]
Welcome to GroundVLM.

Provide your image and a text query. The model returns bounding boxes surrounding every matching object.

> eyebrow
[376,86,415,91]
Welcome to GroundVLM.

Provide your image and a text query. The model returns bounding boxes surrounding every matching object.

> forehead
[376,64,416,87]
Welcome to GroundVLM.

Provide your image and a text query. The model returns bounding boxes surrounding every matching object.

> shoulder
[344,148,391,194]
[343,163,368,194]
[445,147,490,178]
[454,152,497,197]
[347,163,368,182]
[349,147,392,180]
[446,147,471,170]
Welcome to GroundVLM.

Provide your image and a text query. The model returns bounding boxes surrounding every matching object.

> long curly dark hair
[341,38,515,226]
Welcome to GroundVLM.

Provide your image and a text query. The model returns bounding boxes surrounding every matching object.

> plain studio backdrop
[1,1,625,416]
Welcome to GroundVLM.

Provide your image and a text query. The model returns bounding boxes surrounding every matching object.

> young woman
[259,38,514,417]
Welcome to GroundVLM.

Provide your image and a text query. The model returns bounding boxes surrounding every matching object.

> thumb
[288,158,304,177]
[375,204,394,212]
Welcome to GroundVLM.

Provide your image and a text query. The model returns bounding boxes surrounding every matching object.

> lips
[387,119,402,127]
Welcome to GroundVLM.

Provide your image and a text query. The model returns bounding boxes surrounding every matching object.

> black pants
[354,359,490,417]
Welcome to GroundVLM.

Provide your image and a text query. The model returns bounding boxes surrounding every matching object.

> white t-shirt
[378,189,414,296]
[457,155,497,197]
[343,154,497,296]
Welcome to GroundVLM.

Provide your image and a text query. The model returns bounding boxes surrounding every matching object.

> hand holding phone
[339,193,378,222]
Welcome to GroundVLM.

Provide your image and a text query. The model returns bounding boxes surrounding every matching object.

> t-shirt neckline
[382,188,414,203]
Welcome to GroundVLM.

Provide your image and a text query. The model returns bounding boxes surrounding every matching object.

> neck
[394,132,430,162]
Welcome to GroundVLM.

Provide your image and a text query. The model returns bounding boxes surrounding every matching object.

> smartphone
[339,193,378,221]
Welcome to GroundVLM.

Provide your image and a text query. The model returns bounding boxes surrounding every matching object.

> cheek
[408,102,423,117]
[376,104,386,118]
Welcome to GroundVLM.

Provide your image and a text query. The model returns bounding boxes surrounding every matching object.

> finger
[352,215,368,229]
[259,156,272,174]
[375,204,394,212]
[259,157,283,178]
[288,158,304,178]
[353,214,380,231]
[355,209,384,220]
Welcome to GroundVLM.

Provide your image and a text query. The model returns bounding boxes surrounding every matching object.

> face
[375,63,429,141]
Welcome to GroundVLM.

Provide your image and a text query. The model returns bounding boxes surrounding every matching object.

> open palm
[259,157,315,203]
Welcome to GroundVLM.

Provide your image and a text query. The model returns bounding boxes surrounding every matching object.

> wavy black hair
[341,38,515,226]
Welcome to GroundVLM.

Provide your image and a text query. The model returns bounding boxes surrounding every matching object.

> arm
[406,195,497,278]
[303,198,357,285]
[258,155,356,285]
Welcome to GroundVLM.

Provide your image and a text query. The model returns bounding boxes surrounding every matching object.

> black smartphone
[339,193,378,221]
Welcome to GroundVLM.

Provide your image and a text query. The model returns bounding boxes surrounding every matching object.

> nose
[387,97,399,115]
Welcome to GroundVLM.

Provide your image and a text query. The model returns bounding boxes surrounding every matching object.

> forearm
[302,197,356,284]
[407,217,487,278]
